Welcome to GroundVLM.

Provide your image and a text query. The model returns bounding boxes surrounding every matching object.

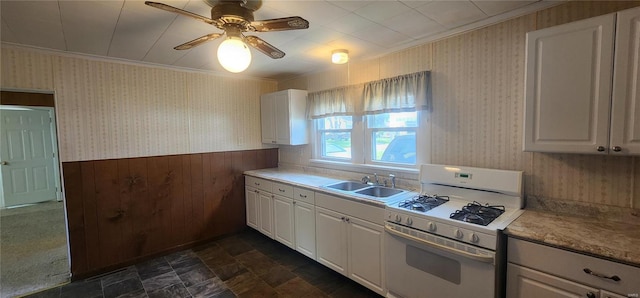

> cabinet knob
[0,161,7,165]
[596,146,606,152]
[586,292,596,298]
[345,217,350,222]
[612,146,622,152]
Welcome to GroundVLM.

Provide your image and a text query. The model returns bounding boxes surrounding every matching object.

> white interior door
[1,107,59,207]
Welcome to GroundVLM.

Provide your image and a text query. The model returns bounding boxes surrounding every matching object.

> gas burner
[398,194,449,212]
[449,201,505,226]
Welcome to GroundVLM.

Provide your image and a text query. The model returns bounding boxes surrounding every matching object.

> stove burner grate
[398,194,449,212]
[449,201,505,226]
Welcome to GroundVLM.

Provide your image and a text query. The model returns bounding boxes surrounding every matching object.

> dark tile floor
[25,229,381,298]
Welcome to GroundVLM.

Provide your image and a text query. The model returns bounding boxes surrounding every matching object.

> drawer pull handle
[278,188,285,192]
[299,194,307,198]
[583,268,621,282]
[255,182,260,186]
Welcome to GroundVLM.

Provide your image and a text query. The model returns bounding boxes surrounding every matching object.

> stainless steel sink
[324,181,370,191]
[355,186,404,198]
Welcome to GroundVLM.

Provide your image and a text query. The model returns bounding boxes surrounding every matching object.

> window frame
[314,116,354,162]
[312,111,429,170]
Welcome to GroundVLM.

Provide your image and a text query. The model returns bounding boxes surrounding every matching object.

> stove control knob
[428,222,436,232]
[470,233,480,243]
[395,214,402,223]
[406,217,413,226]
[454,229,463,239]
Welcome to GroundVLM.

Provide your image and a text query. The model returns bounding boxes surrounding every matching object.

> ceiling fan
[145,0,309,72]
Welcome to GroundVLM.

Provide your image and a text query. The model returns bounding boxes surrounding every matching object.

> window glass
[369,112,418,165]
[372,131,416,164]
[368,112,417,128]
[317,116,352,159]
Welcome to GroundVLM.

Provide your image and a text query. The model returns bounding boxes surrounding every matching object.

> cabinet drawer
[508,238,640,295]
[315,192,385,225]
[245,176,272,192]
[272,182,293,198]
[294,187,315,204]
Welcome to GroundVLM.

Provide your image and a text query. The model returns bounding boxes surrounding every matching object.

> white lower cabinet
[507,238,639,298]
[316,207,349,275]
[507,263,599,298]
[245,187,259,229]
[273,194,295,249]
[294,200,316,259]
[245,176,386,295]
[258,191,273,238]
[347,216,384,293]
[315,204,385,295]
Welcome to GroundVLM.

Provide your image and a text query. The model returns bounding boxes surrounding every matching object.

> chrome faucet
[373,173,380,185]
[361,175,371,184]
[389,174,396,188]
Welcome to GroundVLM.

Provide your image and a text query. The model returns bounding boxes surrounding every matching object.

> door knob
[0,161,7,165]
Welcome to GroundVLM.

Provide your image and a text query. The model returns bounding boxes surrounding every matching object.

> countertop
[244,168,415,208]
[505,208,640,268]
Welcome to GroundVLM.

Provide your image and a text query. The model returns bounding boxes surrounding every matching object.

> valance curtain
[307,71,431,119]
[362,71,431,114]
[306,85,363,119]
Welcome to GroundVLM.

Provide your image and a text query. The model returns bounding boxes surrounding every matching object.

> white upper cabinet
[524,7,640,155]
[611,7,640,155]
[260,89,309,145]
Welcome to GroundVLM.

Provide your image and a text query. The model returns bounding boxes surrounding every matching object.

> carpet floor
[0,201,70,298]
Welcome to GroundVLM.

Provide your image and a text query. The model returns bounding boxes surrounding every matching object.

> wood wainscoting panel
[62,148,278,278]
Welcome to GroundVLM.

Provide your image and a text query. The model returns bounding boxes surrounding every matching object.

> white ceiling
[0,0,560,80]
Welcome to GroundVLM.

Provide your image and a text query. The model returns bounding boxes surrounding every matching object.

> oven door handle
[385,226,495,264]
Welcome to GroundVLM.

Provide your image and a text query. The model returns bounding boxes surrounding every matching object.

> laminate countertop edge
[504,209,640,268]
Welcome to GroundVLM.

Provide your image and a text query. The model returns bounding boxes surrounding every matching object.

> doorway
[1,106,61,207]
[0,91,70,297]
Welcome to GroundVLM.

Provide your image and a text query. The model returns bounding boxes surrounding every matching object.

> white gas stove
[384,164,524,298]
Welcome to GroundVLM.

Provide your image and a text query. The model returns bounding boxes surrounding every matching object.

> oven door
[385,223,496,298]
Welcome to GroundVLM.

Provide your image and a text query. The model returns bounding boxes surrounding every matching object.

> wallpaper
[1,47,277,162]
[277,1,640,209]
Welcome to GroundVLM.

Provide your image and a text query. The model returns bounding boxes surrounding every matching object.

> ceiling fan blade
[174,33,223,50]
[245,36,285,59]
[145,1,216,25]
[250,17,309,32]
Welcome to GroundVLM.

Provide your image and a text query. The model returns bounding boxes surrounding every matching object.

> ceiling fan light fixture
[217,36,252,73]
[331,49,349,64]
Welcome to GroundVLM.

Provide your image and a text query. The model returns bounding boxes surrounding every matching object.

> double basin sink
[322,181,406,200]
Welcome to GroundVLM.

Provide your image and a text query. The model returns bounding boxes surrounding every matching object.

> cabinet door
[294,201,316,260]
[610,7,640,155]
[273,194,295,249]
[601,290,628,298]
[245,187,259,229]
[315,207,348,275]
[274,92,291,145]
[507,263,599,298]
[347,217,385,294]
[261,93,276,144]
[524,13,616,154]
[258,192,273,238]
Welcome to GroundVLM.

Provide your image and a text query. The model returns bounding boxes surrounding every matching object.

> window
[314,111,424,168]
[368,112,418,165]
[309,71,431,169]
[316,116,353,160]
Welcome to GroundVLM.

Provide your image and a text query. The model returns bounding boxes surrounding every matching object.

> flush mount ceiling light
[332,49,349,64]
